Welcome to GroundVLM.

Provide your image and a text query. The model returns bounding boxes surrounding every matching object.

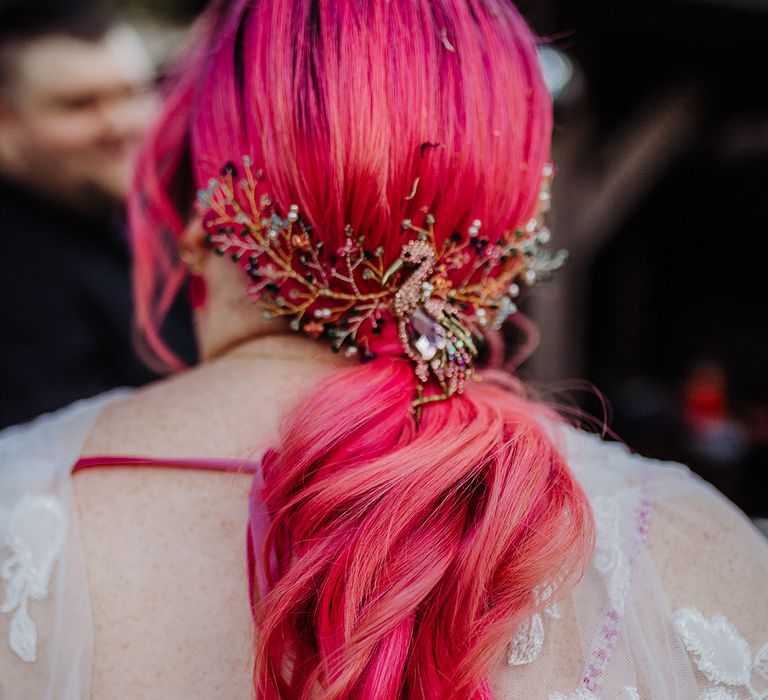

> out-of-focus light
[537,45,574,100]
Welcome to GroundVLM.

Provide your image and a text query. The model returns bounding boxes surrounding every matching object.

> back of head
[131,0,594,697]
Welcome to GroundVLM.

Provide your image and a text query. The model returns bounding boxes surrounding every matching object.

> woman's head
[131,0,552,368]
[130,2,592,698]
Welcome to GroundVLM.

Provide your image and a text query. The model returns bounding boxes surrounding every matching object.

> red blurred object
[187,273,207,310]
[683,361,727,429]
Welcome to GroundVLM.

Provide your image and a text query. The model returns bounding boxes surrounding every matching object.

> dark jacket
[0,178,195,428]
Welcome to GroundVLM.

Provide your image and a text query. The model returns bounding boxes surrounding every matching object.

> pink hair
[129,0,594,697]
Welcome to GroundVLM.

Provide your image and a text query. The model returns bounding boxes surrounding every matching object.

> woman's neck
[188,255,348,370]
[202,332,349,370]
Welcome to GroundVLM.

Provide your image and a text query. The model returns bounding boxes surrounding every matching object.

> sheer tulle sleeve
[0,392,129,700]
[489,426,768,700]
[644,468,768,698]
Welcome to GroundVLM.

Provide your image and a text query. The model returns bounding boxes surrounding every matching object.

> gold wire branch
[197,156,564,396]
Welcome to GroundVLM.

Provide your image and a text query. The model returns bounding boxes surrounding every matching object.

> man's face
[0,26,158,211]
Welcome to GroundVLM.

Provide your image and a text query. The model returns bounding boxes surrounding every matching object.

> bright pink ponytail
[129,0,594,697]
[257,362,591,698]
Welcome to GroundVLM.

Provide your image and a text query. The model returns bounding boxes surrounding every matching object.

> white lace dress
[1,392,767,699]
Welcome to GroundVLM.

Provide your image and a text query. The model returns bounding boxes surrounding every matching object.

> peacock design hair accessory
[196,157,565,412]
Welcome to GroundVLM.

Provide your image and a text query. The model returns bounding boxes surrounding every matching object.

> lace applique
[507,581,562,665]
[0,494,65,662]
[591,496,631,614]
[549,690,600,700]
[548,687,639,700]
[507,601,561,665]
[699,690,741,700]
[673,607,768,699]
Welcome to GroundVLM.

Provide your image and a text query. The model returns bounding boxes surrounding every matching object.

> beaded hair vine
[196,157,565,412]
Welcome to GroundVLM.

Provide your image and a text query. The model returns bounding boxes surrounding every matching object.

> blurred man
[0,1,195,428]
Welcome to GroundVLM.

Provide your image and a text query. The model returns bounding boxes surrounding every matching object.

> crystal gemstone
[407,306,446,361]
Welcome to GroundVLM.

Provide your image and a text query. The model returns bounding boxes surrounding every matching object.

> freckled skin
[77,335,344,699]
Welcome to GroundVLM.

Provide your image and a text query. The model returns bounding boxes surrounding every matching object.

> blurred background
[519,0,768,533]
[0,0,765,529]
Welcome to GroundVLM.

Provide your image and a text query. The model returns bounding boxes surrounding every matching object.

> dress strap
[73,455,260,474]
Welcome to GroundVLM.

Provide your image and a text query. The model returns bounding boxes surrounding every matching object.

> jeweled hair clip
[196,158,564,412]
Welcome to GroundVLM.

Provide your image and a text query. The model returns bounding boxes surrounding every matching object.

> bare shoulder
[82,359,276,460]
[82,341,344,459]
[74,359,269,699]
[74,350,343,699]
